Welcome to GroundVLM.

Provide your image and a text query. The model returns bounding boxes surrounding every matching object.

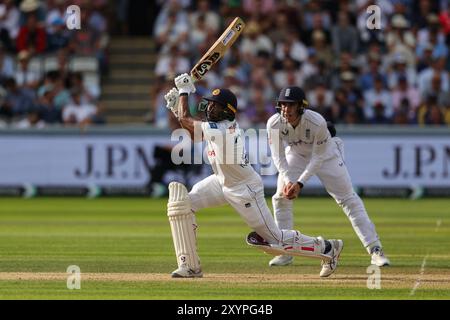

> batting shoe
[320,239,344,278]
[269,255,293,266]
[171,266,203,278]
[370,247,390,267]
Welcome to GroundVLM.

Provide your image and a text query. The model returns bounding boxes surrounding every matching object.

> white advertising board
[0,134,449,188]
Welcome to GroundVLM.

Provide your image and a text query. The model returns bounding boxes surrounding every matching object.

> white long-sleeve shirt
[267,110,335,185]
[201,120,259,188]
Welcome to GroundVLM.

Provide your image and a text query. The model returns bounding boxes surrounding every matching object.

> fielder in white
[267,86,390,267]
[163,74,344,278]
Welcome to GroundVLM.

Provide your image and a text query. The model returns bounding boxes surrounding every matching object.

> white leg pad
[167,182,201,272]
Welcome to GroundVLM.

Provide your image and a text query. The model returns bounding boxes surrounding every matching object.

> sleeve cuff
[283,174,297,185]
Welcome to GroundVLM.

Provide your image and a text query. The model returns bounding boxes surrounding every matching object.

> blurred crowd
[151,0,450,129]
[0,0,109,129]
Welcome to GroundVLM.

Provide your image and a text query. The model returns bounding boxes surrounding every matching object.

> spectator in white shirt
[188,14,209,52]
[391,75,420,113]
[273,57,304,91]
[364,75,393,121]
[240,20,274,60]
[417,57,449,99]
[0,0,20,52]
[154,44,189,78]
[385,14,416,67]
[153,1,189,51]
[13,107,45,129]
[15,50,40,89]
[427,73,450,108]
[387,53,417,89]
[189,0,220,33]
[45,0,67,34]
[0,43,14,82]
[274,29,308,64]
[416,14,447,50]
[62,89,98,126]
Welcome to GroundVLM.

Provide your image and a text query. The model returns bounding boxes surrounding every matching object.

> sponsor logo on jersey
[288,139,313,146]
[305,129,310,139]
[316,138,328,145]
[281,129,288,136]
[209,122,218,128]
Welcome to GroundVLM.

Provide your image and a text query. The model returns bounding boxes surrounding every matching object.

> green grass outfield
[0,197,449,300]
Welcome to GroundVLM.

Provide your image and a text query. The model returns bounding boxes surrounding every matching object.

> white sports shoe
[269,255,293,266]
[371,247,390,266]
[171,266,203,278]
[320,239,344,278]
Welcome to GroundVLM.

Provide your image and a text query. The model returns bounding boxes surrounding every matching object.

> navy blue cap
[204,88,237,114]
[277,86,308,105]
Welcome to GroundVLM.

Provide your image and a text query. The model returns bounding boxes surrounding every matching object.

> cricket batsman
[267,86,390,267]
[163,74,344,278]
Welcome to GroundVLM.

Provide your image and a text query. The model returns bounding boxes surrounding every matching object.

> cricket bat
[190,17,245,82]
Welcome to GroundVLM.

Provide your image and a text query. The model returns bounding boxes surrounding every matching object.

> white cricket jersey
[201,120,259,188]
[267,110,335,185]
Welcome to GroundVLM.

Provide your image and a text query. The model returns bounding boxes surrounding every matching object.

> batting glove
[174,73,196,95]
[164,87,179,116]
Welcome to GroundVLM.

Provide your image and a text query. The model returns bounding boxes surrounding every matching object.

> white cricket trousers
[189,174,288,244]
[273,147,380,251]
